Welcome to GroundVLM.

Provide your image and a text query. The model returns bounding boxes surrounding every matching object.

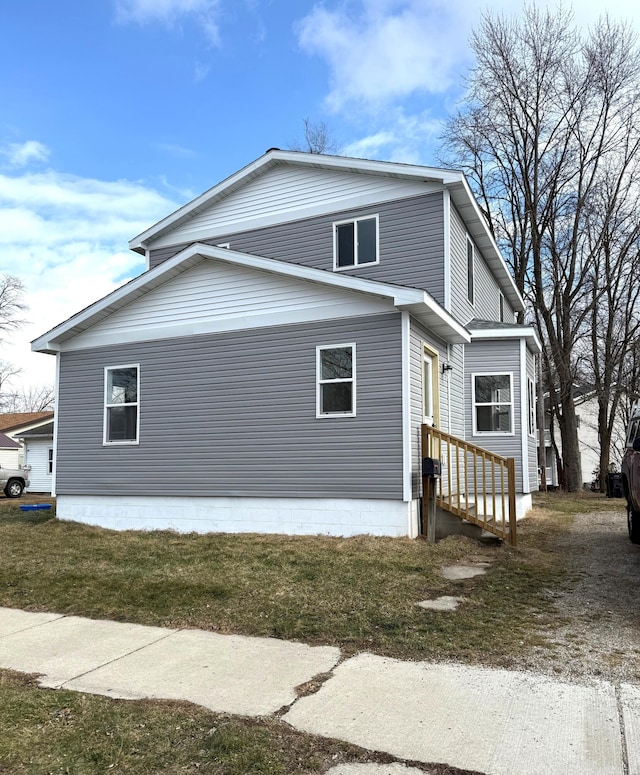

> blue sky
[0,0,638,390]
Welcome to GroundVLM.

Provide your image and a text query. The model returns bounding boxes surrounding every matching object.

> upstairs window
[317,344,356,417]
[499,293,505,323]
[334,215,379,270]
[104,365,139,444]
[473,373,513,434]
[527,378,536,436]
[467,238,475,305]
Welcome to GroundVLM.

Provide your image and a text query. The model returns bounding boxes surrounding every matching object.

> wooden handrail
[421,425,517,546]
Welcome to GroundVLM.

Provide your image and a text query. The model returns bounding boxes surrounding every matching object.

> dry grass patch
[0,495,579,666]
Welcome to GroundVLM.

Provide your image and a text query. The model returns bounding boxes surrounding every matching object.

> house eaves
[467,319,542,353]
[128,149,523,314]
[32,244,470,353]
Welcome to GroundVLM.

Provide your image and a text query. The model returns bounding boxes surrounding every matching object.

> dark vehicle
[621,404,640,542]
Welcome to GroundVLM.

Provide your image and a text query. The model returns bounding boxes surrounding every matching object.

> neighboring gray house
[32,150,540,539]
[19,421,54,494]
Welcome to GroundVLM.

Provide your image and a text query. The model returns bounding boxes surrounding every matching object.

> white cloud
[296,0,476,112]
[1,140,50,168]
[0,158,179,392]
[115,0,221,45]
[343,109,443,164]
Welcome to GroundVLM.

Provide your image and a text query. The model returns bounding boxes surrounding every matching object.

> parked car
[0,466,29,498]
[621,402,640,542]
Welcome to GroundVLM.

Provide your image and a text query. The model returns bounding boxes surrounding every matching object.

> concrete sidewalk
[0,607,634,775]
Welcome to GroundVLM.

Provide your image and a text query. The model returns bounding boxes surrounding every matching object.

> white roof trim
[32,243,470,353]
[129,150,463,253]
[468,325,542,353]
[128,149,524,314]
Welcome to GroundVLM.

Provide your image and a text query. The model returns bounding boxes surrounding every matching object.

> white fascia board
[469,325,542,354]
[129,150,465,252]
[32,242,469,352]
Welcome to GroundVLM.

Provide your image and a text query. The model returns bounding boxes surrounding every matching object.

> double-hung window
[104,365,139,444]
[473,373,513,434]
[334,215,379,269]
[317,344,356,417]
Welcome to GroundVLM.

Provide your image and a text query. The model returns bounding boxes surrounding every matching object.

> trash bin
[606,472,624,498]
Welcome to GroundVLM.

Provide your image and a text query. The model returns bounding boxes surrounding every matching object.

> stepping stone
[441,563,490,580]
[417,596,466,611]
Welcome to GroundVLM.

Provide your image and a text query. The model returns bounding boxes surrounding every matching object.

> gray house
[33,150,540,539]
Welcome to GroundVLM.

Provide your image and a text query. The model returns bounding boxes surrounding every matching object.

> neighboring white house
[0,413,55,469]
[19,421,54,494]
[0,431,21,468]
[543,387,627,489]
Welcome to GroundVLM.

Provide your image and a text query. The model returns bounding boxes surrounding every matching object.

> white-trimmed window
[316,344,356,417]
[104,365,139,444]
[467,238,475,305]
[527,378,536,436]
[499,293,505,323]
[473,373,513,434]
[48,448,53,475]
[333,215,379,270]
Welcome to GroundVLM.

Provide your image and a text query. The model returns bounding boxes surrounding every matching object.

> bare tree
[0,274,27,333]
[0,385,54,413]
[441,6,640,491]
[288,118,342,155]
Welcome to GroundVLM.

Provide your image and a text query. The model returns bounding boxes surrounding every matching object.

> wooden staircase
[421,425,517,546]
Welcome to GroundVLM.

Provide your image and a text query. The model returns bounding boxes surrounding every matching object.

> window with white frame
[499,293,505,323]
[334,215,378,269]
[527,378,536,436]
[467,238,475,305]
[317,344,355,417]
[104,365,139,444]
[473,373,513,434]
[48,448,53,475]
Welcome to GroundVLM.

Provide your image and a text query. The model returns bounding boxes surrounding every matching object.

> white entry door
[423,349,439,427]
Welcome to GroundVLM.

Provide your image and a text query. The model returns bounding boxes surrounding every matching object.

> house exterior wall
[148,193,446,305]
[449,204,509,324]
[23,438,53,493]
[148,165,442,249]
[56,313,405,502]
[526,349,539,492]
[464,339,525,491]
[64,258,397,351]
[409,317,449,498]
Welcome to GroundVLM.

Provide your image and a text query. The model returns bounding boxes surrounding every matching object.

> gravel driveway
[515,507,640,685]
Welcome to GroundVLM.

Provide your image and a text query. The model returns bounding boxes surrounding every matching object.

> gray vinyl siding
[526,349,539,492]
[409,318,448,498]
[56,314,404,500]
[450,204,504,325]
[464,339,524,490]
[149,193,446,303]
